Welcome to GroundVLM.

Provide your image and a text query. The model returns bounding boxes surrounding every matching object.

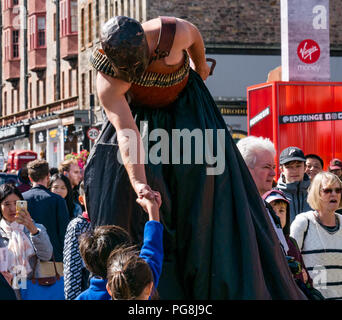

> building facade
[0,0,80,168]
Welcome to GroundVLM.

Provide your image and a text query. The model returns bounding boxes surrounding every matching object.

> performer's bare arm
[96,71,155,200]
[144,17,210,80]
[174,19,210,80]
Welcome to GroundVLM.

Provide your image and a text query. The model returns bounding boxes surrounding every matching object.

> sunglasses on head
[321,187,342,194]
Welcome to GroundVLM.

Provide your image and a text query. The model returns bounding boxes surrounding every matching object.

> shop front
[0,123,31,163]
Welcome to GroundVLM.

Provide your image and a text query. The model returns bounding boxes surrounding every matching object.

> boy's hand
[136,191,162,222]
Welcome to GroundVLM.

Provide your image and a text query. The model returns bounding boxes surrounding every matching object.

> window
[43,79,46,105]
[81,8,85,48]
[4,30,10,61]
[81,73,86,105]
[13,0,18,5]
[69,69,73,97]
[17,86,19,111]
[11,89,14,114]
[61,71,65,100]
[70,0,78,33]
[61,0,78,36]
[37,80,40,106]
[37,16,46,47]
[88,3,93,43]
[28,15,46,50]
[53,13,56,41]
[3,92,7,117]
[96,0,100,39]
[12,30,19,58]
[29,82,32,108]
[54,74,57,101]
[89,70,93,94]
[105,0,108,20]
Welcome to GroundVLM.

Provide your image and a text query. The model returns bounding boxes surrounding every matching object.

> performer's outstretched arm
[173,19,210,81]
[96,71,156,200]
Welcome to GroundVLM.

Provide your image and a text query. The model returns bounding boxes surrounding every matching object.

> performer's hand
[135,183,156,201]
[194,62,210,81]
[136,194,162,222]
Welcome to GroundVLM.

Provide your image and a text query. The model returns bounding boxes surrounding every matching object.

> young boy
[75,192,162,300]
[276,146,312,223]
[63,181,92,300]
[106,194,164,300]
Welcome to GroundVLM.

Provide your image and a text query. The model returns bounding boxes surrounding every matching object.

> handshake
[135,183,162,222]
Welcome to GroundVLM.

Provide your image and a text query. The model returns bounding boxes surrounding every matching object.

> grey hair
[236,136,276,169]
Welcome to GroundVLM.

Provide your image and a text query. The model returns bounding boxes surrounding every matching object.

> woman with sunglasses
[290,171,342,300]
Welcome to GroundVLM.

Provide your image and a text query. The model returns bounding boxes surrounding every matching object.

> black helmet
[101,16,150,83]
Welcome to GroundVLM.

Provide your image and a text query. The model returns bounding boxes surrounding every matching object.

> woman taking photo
[0,183,53,298]
[290,171,342,300]
[49,173,82,220]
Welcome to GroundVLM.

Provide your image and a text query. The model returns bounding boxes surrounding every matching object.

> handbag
[20,255,65,300]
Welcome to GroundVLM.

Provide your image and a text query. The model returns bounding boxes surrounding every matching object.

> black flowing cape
[84,69,306,300]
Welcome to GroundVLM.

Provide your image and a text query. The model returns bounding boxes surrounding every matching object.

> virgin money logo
[297,39,320,64]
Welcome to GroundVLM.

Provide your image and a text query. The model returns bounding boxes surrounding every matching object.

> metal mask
[101,16,150,83]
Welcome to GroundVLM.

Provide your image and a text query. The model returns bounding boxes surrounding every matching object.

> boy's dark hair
[106,246,153,300]
[0,184,24,219]
[305,154,324,169]
[79,225,131,279]
[27,160,49,182]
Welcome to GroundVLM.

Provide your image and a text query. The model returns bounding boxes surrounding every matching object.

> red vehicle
[247,81,342,178]
[7,150,37,172]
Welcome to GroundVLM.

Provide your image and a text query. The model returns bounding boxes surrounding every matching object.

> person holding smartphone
[0,183,53,298]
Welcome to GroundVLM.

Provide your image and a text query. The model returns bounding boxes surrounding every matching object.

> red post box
[247,81,342,177]
[7,150,37,172]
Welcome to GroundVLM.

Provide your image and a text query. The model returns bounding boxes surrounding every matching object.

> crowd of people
[0,143,341,300]
[237,137,342,300]
[0,158,163,300]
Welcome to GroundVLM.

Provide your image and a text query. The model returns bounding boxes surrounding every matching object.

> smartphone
[16,200,27,216]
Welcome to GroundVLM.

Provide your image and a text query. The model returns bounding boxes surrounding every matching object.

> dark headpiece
[101,16,149,82]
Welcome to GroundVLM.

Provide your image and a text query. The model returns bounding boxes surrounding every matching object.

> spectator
[276,146,312,223]
[59,159,83,209]
[49,167,59,177]
[106,195,163,300]
[17,167,32,193]
[290,171,342,300]
[63,181,92,300]
[305,154,324,182]
[237,136,289,254]
[0,184,53,298]
[23,160,69,263]
[262,189,318,298]
[76,225,132,300]
[49,173,82,220]
[328,158,342,180]
[76,191,162,300]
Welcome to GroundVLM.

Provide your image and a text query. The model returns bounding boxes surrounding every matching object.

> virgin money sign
[281,0,330,81]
